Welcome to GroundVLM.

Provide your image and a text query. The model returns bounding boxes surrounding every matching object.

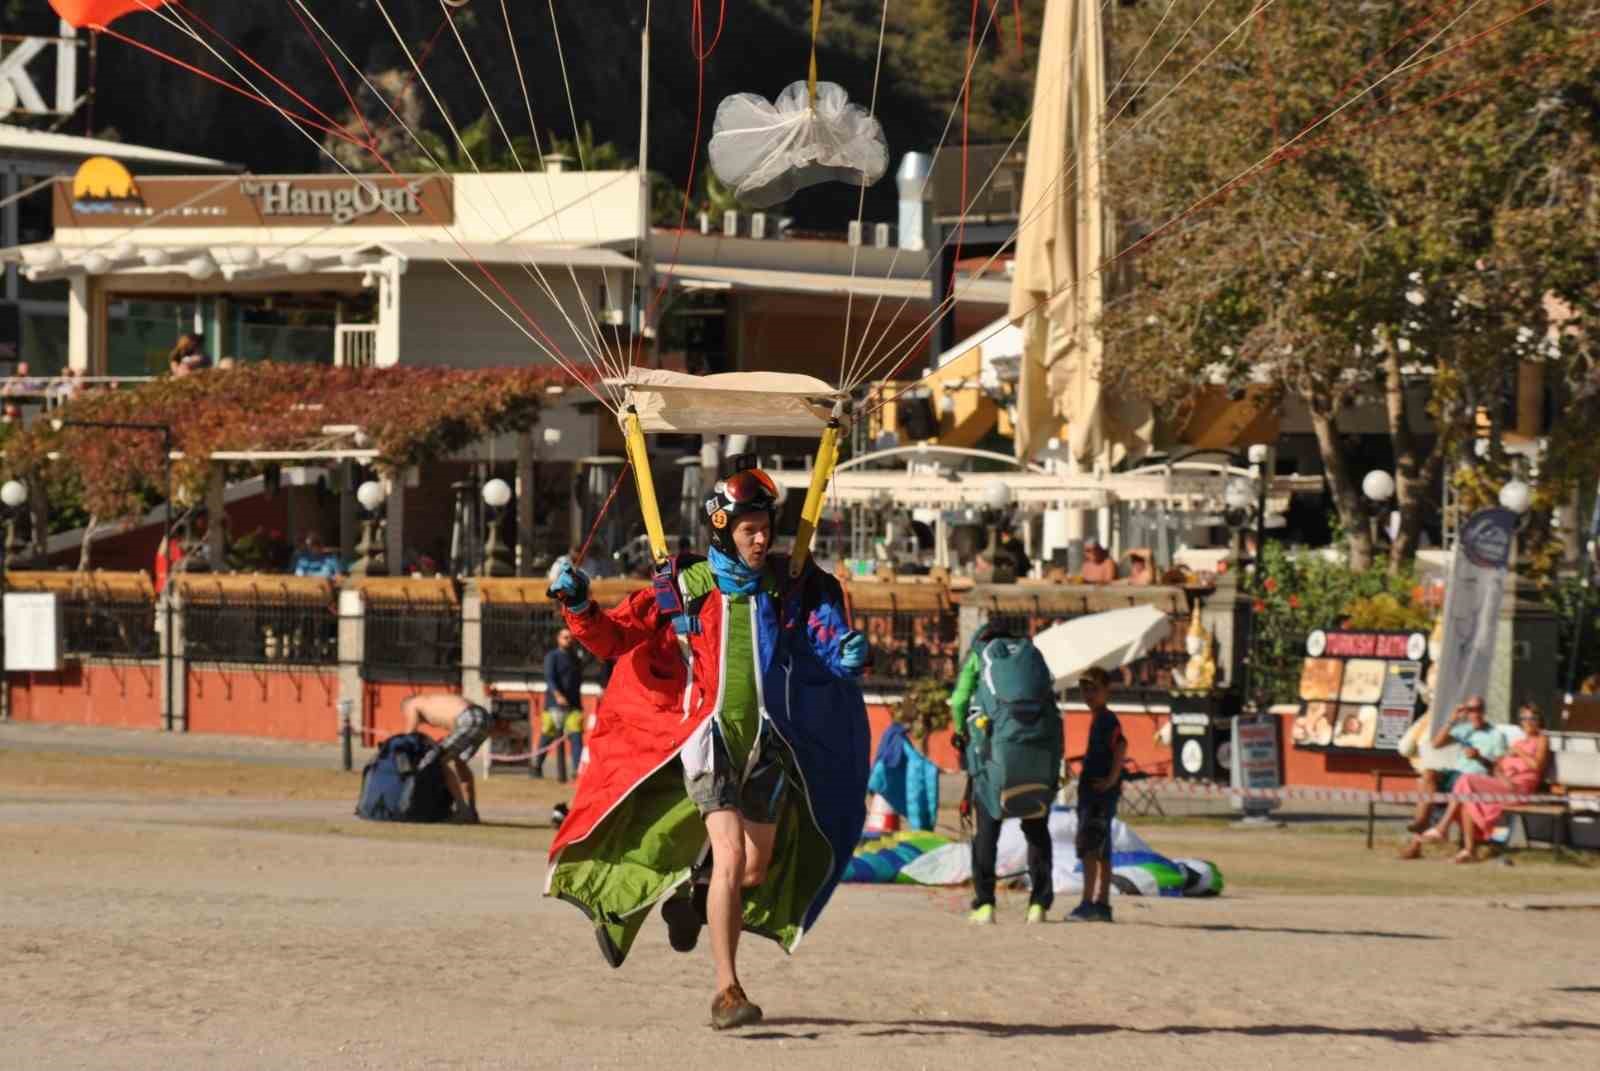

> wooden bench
[1504,802,1570,849]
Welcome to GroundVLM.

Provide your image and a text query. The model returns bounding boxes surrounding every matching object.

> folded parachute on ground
[842,831,953,884]
[844,806,1224,898]
[709,81,888,208]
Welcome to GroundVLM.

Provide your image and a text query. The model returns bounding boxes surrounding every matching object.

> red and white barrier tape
[486,735,571,764]
[1141,779,1581,807]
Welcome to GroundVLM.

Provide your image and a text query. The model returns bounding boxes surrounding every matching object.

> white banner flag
[1428,508,1518,741]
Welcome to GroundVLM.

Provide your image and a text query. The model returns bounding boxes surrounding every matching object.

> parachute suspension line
[646,0,727,332]
[543,0,633,380]
[277,0,378,149]
[577,460,634,569]
[844,0,1280,393]
[788,402,846,581]
[495,0,629,406]
[144,0,615,411]
[162,1,364,147]
[851,0,1478,396]
[843,0,1214,391]
[439,7,629,407]
[393,8,455,110]
[838,0,1005,391]
[633,0,653,372]
[834,0,892,391]
[861,0,1563,424]
[353,0,624,404]
[621,410,670,565]
[949,0,981,352]
[92,23,363,147]
[806,0,824,108]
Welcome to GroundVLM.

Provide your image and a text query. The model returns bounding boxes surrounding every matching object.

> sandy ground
[4,723,1600,1071]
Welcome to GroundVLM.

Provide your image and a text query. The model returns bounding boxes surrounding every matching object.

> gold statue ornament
[1174,604,1217,693]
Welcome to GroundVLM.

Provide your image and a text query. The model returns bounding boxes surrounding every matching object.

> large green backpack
[965,637,1062,820]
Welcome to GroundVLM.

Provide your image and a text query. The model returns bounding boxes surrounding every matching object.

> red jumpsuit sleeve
[562,587,661,660]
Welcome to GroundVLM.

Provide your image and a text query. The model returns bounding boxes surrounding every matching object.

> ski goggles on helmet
[716,468,778,505]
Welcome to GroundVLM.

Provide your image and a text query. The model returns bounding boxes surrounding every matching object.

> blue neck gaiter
[708,544,763,596]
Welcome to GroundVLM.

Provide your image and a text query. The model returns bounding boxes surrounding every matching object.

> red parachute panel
[49,0,174,29]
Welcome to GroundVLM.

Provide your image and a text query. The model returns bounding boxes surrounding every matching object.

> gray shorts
[439,704,492,762]
[684,726,788,825]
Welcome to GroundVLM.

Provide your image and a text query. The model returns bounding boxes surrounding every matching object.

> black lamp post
[53,418,176,730]
[1,480,30,693]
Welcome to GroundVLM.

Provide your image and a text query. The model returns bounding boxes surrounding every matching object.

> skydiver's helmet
[703,466,780,556]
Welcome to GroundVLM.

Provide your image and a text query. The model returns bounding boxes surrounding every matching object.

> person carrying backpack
[949,623,1062,925]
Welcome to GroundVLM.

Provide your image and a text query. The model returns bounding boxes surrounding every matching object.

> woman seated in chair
[1410,704,1549,863]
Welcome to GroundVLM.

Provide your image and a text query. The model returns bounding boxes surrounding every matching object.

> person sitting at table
[168,334,210,377]
[1122,550,1155,586]
[1080,541,1118,584]
[3,361,45,403]
[1416,704,1550,863]
[48,367,83,403]
[291,532,343,578]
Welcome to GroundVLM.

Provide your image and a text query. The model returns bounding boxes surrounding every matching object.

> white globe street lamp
[1,480,29,509]
[1362,469,1396,503]
[1499,478,1532,516]
[480,479,514,576]
[356,480,386,513]
[981,479,1012,512]
[481,478,513,510]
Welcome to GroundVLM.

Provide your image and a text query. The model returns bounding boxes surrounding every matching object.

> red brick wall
[185,666,339,741]
[7,661,162,729]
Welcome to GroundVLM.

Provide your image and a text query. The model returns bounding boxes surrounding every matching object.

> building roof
[655,261,1008,305]
[368,241,637,270]
[0,124,236,170]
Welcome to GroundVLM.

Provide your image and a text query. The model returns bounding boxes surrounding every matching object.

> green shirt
[948,649,983,734]
[721,593,761,769]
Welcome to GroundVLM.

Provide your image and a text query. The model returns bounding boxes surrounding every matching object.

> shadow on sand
[742,1017,1600,1044]
[1145,922,1443,941]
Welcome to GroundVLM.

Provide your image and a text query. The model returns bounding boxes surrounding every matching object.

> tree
[1099,1,1600,572]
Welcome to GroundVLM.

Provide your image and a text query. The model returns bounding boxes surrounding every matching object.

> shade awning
[623,368,846,437]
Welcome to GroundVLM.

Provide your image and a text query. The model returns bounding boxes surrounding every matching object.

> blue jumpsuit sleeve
[803,585,856,679]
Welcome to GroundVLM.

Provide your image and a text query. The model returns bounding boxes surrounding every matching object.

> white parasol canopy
[622,368,847,437]
[1030,605,1173,688]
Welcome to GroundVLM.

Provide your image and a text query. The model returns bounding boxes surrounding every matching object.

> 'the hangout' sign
[53,171,454,228]
[240,178,438,225]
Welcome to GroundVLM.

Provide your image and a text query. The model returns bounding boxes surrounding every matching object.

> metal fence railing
[855,604,963,690]
[979,601,1190,697]
[362,600,462,682]
[183,597,338,666]
[61,595,160,660]
[480,601,564,678]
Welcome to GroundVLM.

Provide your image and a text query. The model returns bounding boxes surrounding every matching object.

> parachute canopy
[623,368,846,437]
[708,81,888,208]
[47,0,169,28]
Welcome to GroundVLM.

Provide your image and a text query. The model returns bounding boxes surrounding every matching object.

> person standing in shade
[536,627,586,781]
[1070,667,1125,922]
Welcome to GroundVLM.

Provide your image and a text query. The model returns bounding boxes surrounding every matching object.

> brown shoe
[710,984,763,1030]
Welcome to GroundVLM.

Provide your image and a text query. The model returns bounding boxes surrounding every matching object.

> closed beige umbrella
[1009,0,1150,466]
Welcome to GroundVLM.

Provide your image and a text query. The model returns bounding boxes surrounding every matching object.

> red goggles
[720,468,778,503]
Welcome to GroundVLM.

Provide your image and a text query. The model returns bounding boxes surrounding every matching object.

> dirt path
[4,730,1600,1069]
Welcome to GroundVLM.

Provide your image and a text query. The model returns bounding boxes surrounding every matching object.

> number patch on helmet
[711,509,729,529]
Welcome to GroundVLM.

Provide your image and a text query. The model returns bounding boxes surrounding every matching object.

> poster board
[4,592,63,672]
[1292,629,1429,753]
